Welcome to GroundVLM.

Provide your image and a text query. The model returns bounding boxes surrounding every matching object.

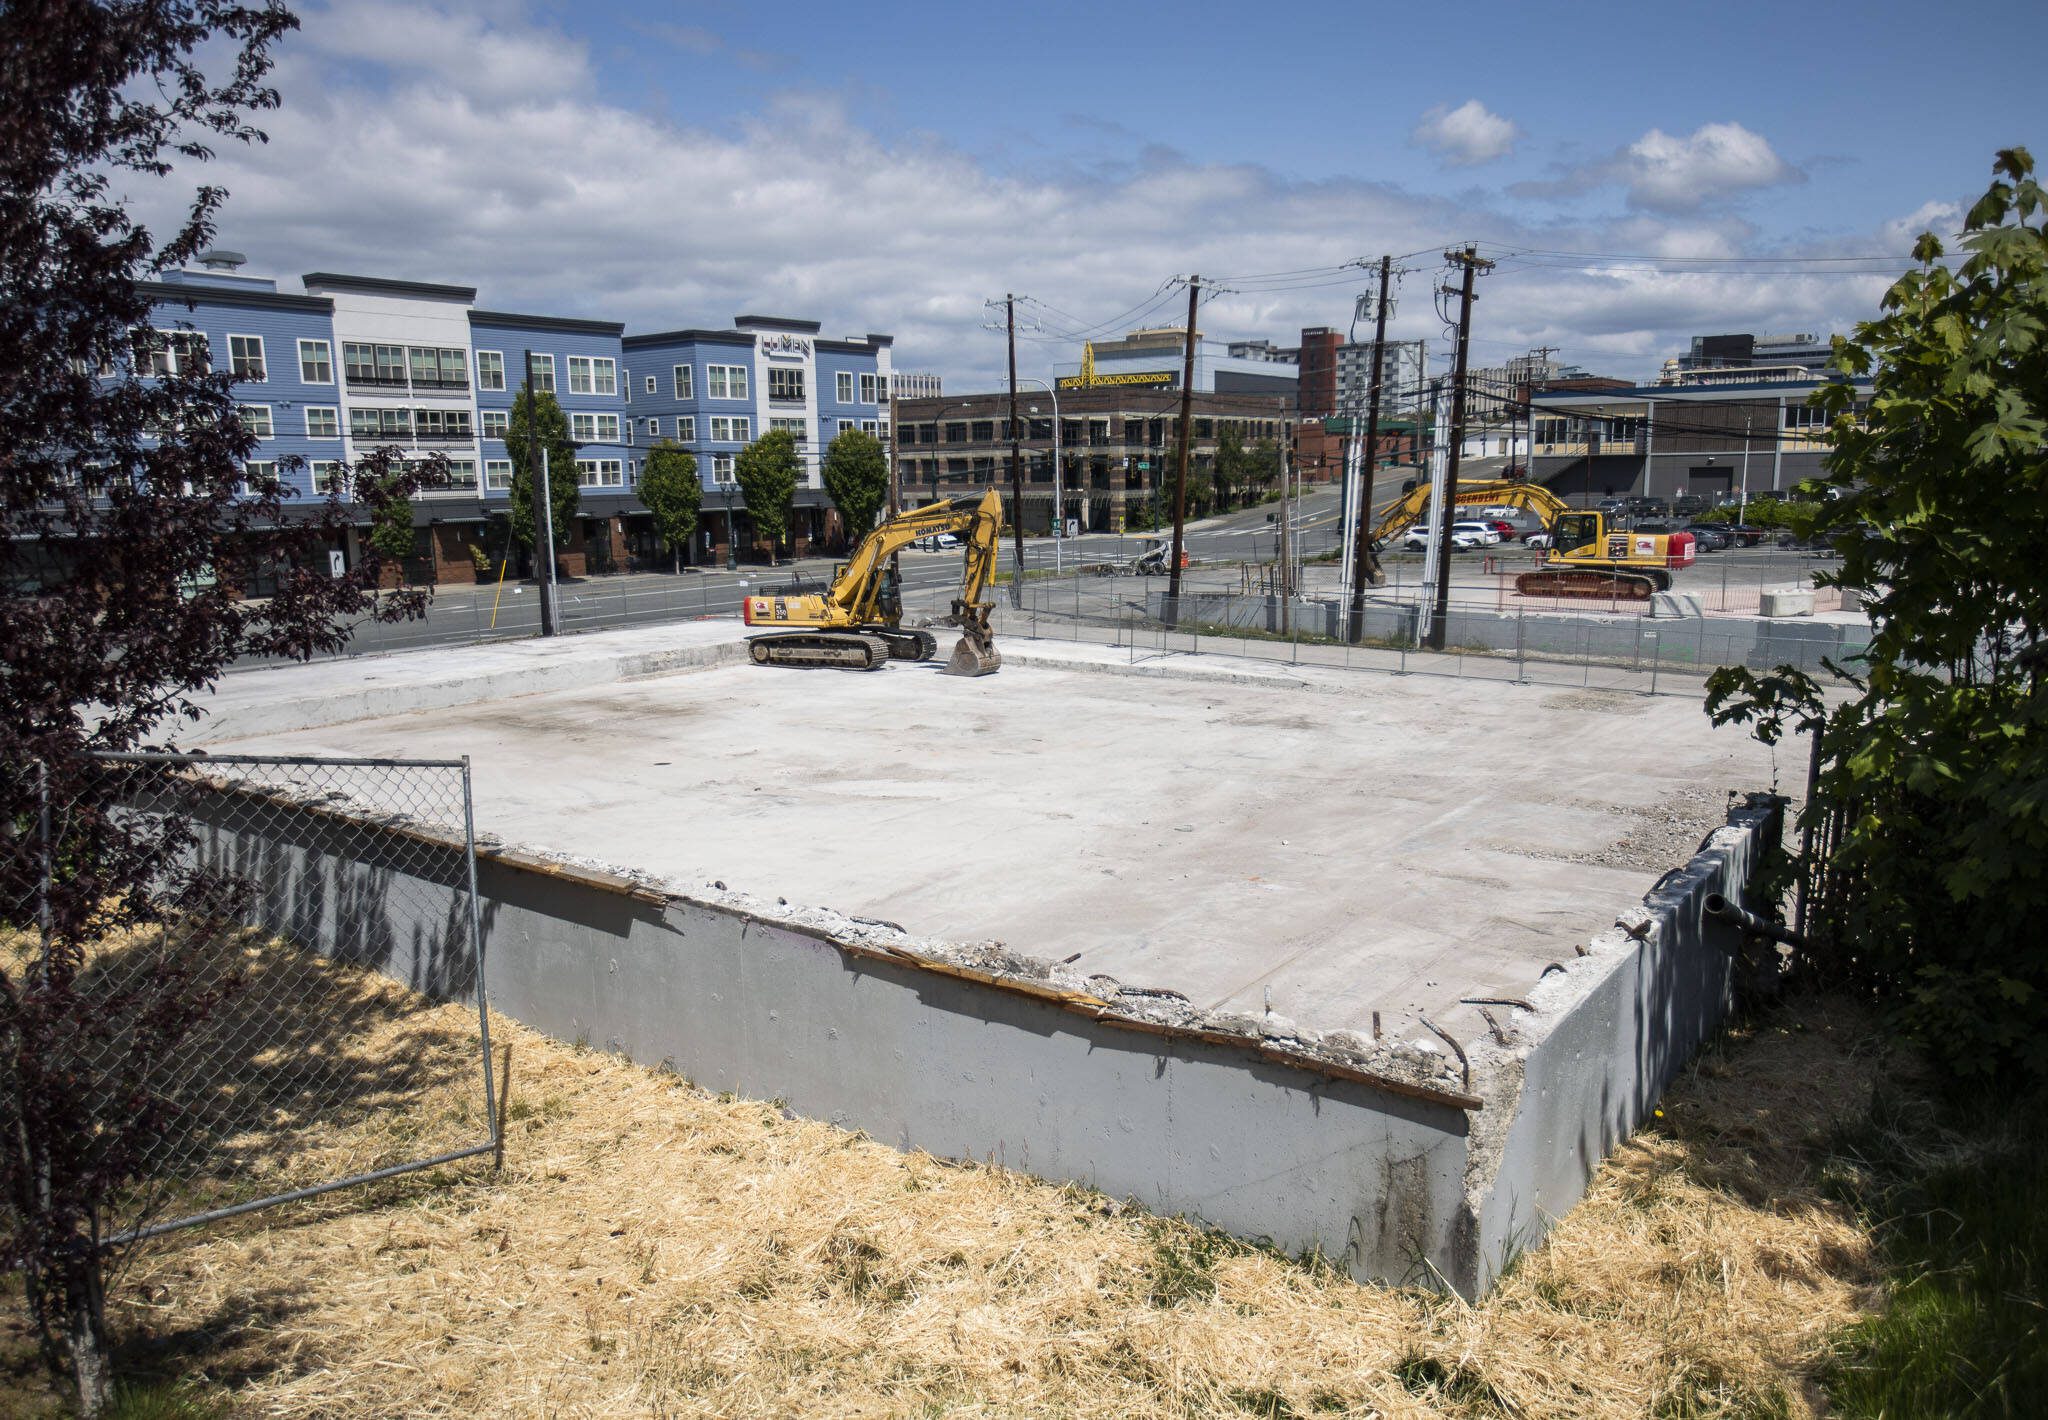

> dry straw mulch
[115,986,1883,1418]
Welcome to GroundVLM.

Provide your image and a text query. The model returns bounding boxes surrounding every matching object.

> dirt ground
[0,972,1891,1419]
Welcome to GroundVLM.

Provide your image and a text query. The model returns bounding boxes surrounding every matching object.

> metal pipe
[1703,892,1811,951]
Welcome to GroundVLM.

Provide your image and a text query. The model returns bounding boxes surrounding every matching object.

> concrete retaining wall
[181,784,1779,1297]
[1147,593,1868,675]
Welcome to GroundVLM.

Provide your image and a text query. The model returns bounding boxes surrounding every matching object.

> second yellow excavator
[1366,478,1695,598]
[741,489,1004,675]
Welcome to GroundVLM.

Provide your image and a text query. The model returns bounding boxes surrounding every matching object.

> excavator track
[1515,569,1663,600]
[746,632,893,670]
[874,627,940,661]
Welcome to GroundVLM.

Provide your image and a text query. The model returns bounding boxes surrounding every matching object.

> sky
[137,0,2043,387]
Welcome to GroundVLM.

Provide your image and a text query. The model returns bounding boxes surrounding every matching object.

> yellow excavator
[742,489,1004,675]
[1366,478,1696,599]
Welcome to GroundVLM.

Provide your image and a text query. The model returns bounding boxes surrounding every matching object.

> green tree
[1705,148,2048,1089]
[1247,438,1284,500]
[366,477,416,562]
[735,427,801,560]
[504,386,579,557]
[821,426,890,543]
[639,440,701,573]
[1212,428,1247,511]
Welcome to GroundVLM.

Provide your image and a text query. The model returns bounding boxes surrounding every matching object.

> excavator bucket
[940,600,1001,677]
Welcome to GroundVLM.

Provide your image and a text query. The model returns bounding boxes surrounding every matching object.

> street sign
[1136,461,1151,471]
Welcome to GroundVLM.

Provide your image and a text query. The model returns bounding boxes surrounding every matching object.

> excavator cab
[1551,512,1601,557]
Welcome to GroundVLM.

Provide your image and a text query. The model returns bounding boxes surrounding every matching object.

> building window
[642,417,660,438]
[413,408,474,441]
[645,375,657,395]
[970,420,994,442]
[623,420,634,446]
[836,370,855,404]
[576,458,624,487]
[410,346,468,390]
[298,339,332,383]
[673,364,693,399]
[568,356,617,396]
[621,369,631,403]
[571,412,621,443]
[476,350,505,391]
[770,417,806,442]
[861,419,878,436]
[242,460,278,493]
[768,367,804,403]
[350,407,412,440]
[440,459,479,492]
[529,353,555,393]
[305,406,339,438]
[676,416,695,442]
[944,422,966,443]
[480,409,509,439]
[343,343,408,387]
[838,419,855,435]
[227,334,266,381]
[860,372,885,403]
[485,459,513,490]
[132,328,210,377]
[309,460,343,495]
[710,415,750,442]
[712,453,735,484]
[706,364,747,400]
[1784,404,1828,431]
[238,404,273,438]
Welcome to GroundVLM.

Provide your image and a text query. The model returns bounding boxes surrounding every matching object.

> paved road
[232,489,1833,667]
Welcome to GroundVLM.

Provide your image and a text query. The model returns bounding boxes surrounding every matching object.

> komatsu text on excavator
[742,490,1004,676]
[1367,478,1694,599]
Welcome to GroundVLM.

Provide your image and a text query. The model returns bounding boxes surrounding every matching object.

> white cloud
[1411,101,1520,167]
[1879,198,1962,253]
[1621,123,1798,212]
[1514,122,1800,213]
[121,8,1903,388]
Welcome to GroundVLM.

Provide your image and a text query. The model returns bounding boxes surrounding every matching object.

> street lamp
[1016,376,1063,571]
[723,481,737,570]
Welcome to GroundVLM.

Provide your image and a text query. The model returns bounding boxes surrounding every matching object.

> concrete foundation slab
[190,625,1787,1294]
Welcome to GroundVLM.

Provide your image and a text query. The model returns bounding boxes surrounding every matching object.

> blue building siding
[469,314,629,501]
[620,332,757,492]
[142,276,341,503]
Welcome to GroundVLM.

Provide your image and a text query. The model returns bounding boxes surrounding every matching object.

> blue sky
[157,0,2040,385]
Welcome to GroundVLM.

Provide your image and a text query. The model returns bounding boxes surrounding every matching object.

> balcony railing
[411,427,476,443]
[345,373,409,390]
[410,376,470,392]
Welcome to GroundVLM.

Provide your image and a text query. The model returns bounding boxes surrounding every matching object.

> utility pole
[1524,345,1558,478]
[1277,445,1292,633]
[524,349,557,637]
[1005,294,1025,607]
[1166,275,1199,624]
[1346,254,1393,642]
[1427,247,1494,650]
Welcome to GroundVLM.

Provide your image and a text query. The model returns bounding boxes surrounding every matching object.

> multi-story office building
[895,387,1293,535]
[1528,360,1871,503]
[117,252,893,581]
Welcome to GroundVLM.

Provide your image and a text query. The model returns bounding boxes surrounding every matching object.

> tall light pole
[1016,376,1062,572]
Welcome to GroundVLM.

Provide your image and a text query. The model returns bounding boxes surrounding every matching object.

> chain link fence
[983,564,1867,698]
[2,752,496,1251]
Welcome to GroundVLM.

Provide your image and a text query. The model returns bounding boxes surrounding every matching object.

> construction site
[186,593,1794,1297]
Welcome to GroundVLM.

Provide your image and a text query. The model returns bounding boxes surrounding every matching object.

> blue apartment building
[624,316,896,566]
[124,250,894,583]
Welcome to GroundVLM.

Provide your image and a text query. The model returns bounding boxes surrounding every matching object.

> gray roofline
[815,338,881,355]
[622,328,754,348]
[140,281,333,315]
[301,272,478,302]
[733,314,823,333]
[469,309,625,336]
[1531,374,1870,406]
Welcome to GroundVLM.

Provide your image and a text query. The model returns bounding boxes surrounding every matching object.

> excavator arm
[743,489,1005,674]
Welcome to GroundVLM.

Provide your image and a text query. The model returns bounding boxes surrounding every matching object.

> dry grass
[76,975,1890,1419]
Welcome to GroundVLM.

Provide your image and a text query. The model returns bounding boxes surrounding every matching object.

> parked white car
[1450,519,1503,546]
[1524,529,1554,550]
[1402,525,1485,552]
